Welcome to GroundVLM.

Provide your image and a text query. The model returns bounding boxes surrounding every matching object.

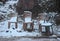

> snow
[6,0,18,5]
[0,0,18,16]
[41,26,47,32]
[41,23,52,26]
[25,17,32,23]
[0,31,40,38]
[34,20,39,30]
[8,17,17,22]
[40,20,52,26]
[39,20,45,24]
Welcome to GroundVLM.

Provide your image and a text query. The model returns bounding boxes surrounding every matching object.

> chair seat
[25,17,32,23]
[8,17,17,22]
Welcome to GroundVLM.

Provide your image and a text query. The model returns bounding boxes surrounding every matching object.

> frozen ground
[0,37,57,41]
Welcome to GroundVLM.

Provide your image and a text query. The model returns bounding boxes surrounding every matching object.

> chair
[23,11,33,31]
[8,13,17,29]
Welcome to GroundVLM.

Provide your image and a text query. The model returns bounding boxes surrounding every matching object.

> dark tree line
[56,0,60,12]
[16,0,41,19]
[16,0,60,19]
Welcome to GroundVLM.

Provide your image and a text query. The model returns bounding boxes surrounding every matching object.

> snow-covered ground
[0,38,57,41]
[0,0,18,15]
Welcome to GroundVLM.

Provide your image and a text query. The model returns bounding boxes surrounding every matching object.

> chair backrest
[23,11,32,23]
[54,14,60,25]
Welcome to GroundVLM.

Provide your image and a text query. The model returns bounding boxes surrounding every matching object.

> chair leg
[15,22,17,29]
[39,24,42,32]
[23,23,27,31]
[8,22,10,29]
[31,23,34,31]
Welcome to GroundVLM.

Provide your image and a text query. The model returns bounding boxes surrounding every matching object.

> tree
[0,0,8,4]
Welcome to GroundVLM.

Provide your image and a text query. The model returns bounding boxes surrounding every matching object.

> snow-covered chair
[8,16,17,29]
[23,11,33,31]
[23,11,32,23]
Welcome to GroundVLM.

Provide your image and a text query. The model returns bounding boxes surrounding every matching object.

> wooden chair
[8,13,18,29]
[23,11,33,31]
